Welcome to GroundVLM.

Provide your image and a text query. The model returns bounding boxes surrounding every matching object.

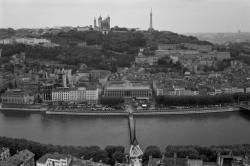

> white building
[76,26,91,31]
[36,153,71,166]
[153,80,199,96]
[246,87,250,93]
[52,87,98,104]
[135,48,159,66]
[104,81,152,100]
[52,88,81,102]
[183,43,213,52]
[158,44,180,50]
[85,86,99,104]
[223,87,244,94]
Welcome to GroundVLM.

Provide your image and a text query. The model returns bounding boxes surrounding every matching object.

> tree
[112,151,125,163]
[143,146,162,161]
[100,97,125,106]
[104,145,125,165]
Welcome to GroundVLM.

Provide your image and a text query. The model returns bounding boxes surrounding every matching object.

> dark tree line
[1,136,250,165]
[0,136,126,165]
[143,145,250,163]
[100,97,125,106]
[164,145,250,161]
[156,93,250,106]
[0,29,215,72]
[0,44,132,71]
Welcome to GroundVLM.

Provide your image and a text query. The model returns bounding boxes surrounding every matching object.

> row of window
[104,90,152,97]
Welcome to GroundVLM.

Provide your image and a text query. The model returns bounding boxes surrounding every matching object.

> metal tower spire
[149,8,153,31]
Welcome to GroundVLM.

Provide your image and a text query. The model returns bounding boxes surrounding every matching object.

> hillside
[0,28,213,71]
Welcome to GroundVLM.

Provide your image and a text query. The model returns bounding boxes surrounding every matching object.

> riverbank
[46,110,128,116]
[134,106,241,115]
[0,103,246,115]
[45,106,242,116]
[0,104,47,112]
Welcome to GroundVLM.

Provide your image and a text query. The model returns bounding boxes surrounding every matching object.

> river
[0,110,250,150]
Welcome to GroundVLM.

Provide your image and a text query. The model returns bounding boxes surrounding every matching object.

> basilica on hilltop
[93,15,110,34]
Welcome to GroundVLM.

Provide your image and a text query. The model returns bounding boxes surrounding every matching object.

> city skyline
[0,0,250,33]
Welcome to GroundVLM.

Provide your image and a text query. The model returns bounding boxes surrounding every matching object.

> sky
[0,0,250,33]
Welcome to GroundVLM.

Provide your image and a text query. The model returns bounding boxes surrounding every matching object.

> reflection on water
[0,110,250,149]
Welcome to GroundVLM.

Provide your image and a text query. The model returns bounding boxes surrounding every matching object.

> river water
[0,110,250,150]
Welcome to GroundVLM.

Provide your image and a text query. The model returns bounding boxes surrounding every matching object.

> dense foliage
[156,93,250,106]
[150,31,212,45]
[165,145,250,161]
[142,145,250,162]
[1,136,250,164]
[0,136,125,164]
[228,42,250,65]
[100,97,125,106]
[43,30,103,46]
[105,146,126,164]
[0,44,132,72]
[0,29,213,71]
[143,146,162,161]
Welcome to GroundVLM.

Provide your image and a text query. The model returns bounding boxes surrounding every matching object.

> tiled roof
[70,158,110,166]
[0,147,9,153]
[0,149,34,166]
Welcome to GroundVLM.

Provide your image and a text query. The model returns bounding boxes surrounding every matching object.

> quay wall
[0,105,246,116]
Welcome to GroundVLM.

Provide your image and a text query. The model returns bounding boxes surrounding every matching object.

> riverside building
[51,86,98,104]
[104,80,152,100]
[1,89,34,104]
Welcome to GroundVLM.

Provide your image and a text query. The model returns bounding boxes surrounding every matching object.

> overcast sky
[0,0,250,33]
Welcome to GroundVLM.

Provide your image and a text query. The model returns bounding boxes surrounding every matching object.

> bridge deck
[127,105,143,158]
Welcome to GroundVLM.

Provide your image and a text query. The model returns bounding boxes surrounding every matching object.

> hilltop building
[135,48,159,66]
[93,15,111,34]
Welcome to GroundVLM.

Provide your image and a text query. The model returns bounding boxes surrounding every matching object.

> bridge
[126,105,143,166]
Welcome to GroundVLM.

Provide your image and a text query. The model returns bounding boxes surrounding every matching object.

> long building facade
[1,89,34,104]
[51,87,98,104]
[104,81,152,100]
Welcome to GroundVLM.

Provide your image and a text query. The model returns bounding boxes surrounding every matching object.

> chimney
[174,153,177,166]
[114,160,118,166]
[229,151,233,157]
[217,152,221,166]
[149,155,153,160]
[174,153,177,159]
[161,153,165,163]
